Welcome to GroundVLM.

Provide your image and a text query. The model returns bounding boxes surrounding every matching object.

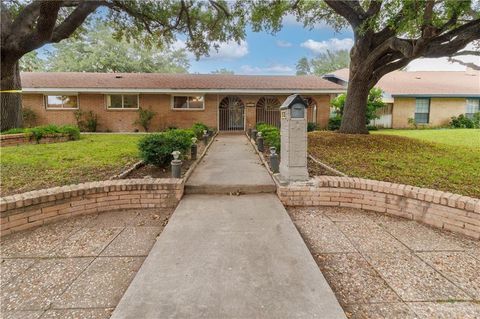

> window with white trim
[172,95,204,110]
[415,98,430,124]
[466,98,480,119]
[45,95,78,109]
[106,94,139,109]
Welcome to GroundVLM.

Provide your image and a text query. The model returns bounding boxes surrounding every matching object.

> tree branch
[51,1,102,43]
[324,0,363,28]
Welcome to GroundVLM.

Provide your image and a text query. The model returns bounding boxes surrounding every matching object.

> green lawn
[308,131,480,198]
[1,134,145,196]
[373,128,480,148]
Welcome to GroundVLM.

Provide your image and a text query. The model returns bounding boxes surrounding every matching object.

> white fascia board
[22,88,346,94]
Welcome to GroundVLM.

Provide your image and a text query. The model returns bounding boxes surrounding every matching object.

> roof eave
[392,93,480,98]
[21,88,346,94]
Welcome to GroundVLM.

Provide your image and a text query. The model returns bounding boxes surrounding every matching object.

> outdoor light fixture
[171,150,181,160]
[191,137,197,144]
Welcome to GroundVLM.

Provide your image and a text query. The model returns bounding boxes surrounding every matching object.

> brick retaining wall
[0,133,70,147]
[277,176,480,239]
[0,179,183,236]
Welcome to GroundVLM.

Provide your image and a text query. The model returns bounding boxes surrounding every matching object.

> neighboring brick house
[20,72,344,132]
[323,68,480,128]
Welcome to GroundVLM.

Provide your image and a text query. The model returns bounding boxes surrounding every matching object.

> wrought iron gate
[219,96,245,131]
[256,96,281,127]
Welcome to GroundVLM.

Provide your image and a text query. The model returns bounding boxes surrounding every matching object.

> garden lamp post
[171,150,182,178]
[256,131,264,152]
[191,137,198,160]
[269,147,279,173]
[203,130,209,146]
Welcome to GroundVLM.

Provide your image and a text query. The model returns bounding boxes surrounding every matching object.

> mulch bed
[122,142,206,179]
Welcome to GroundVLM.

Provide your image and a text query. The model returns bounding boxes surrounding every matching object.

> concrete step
[185,183,276,194]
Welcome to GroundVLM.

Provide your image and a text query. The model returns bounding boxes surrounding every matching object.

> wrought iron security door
[256,96,281,128]
[219,96,245,131]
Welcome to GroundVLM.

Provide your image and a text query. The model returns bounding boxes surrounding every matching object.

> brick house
[323,68,480,128]
[20,72,344,132]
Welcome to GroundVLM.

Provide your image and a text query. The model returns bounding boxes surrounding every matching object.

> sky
[176,15,479,74]
[38,14,479,75]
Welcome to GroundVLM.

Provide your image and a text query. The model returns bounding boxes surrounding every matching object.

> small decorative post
[190,137,197,160]
[269,147,279,173]
[252,129,258,141]
[171,151,182,178]
[256,131,264,152]
[247,127,252,138]
[203,130,209,146]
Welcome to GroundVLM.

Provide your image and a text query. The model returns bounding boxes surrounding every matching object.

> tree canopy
[42,21,189,73]
[296,50,350,75]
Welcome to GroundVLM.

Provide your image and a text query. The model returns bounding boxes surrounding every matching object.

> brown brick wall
[392,97,468,128]
[0,178,184,236]
[22,93,332,132]
[277,176,480,240]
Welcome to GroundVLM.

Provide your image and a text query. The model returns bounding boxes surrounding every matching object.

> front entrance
[219,96,245,131]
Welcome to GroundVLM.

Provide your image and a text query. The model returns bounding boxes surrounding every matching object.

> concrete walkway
[185,134,276,194]
[111,134,346,318]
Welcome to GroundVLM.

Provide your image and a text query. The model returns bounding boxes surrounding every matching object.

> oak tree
[245,0,480,134]
[1,0,244,130]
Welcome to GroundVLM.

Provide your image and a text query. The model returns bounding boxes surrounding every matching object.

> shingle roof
[20,72,344,92]
[326,68,480,96]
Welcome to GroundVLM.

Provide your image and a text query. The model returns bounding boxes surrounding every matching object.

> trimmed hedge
[138,129,195,167]
[256,123,280,152]
[1,125,81,142]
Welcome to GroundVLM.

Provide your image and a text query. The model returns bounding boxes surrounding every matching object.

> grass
[308,131,480,198]
[373,128,480,148]
[1,134,145,196]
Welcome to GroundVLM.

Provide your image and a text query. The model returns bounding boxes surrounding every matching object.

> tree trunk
[338,76,370,134]
[1,59,23,131]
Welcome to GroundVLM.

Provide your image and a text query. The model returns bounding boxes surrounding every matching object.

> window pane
[173,96,188,109]
[415,98,430,113]
[108,95,122,108]
[188,96,204,109]
[123,95,138,108]
[62,96,78,108]
[466,98,480,114]
[46,96,63,107]
[415,113,429,124]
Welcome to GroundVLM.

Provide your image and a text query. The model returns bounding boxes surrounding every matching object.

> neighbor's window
[45,95,78,109]
[172,96,204,110]
[466,98,480,119]
[106,94,139,109]
[415,98,430,124]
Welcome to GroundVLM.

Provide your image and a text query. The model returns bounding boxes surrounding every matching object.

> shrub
[450,113,480,129]
[85,111,99,132]
[134,107,156,132]
[328,115,342,131]
[1,128,26,134]
[22,108,37,128]
[256,123,280,151]
[73,110,98,132]
[1,125,80,142]
[473,112,480,128]
[307,122,318,132]
[192,122,209,139]
[138,129,194,167]
[73,110,85,129]
[59,125,81,140]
